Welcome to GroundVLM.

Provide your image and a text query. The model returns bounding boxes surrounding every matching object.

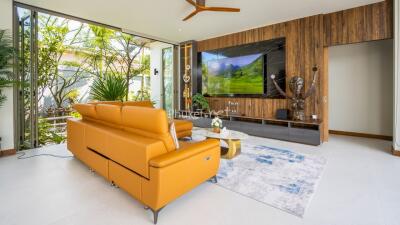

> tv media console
[178,110,322,146]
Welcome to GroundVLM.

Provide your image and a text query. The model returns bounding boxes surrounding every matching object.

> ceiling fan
[183,0,240,21]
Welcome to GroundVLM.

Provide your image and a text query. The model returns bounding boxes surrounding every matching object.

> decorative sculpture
[183,67,192,110]
[270,66,318,121]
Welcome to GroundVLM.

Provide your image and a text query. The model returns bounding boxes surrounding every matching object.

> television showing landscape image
[204,53,264,95]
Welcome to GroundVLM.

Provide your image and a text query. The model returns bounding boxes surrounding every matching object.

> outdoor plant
[0,29,15,108]
[66,89,79,105]
[70,110,81,119]
[11,12,155,149]
[192,93,209,111]
[90,73,128,101]
[38,118,66,145]
[37,16,88,108]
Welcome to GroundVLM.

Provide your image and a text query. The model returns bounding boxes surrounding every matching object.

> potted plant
[0,29,15,108]
[211,117,223,133]
[192,93,209,111]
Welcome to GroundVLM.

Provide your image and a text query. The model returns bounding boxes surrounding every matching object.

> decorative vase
[213,127,221,133]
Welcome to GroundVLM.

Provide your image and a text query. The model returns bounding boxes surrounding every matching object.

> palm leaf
[90,74,127,101]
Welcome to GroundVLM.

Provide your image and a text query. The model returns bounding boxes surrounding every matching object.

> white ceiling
[17,0,382,43]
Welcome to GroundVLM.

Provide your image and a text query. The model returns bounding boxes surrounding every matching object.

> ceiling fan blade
[183,10,200,21]
[204,7,240,12]
[186,0,198,7]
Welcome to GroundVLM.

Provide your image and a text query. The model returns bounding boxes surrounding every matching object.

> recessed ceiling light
[178,28,182,32]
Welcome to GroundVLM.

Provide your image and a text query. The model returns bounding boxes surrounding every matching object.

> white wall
[149,42,173,109]
[329,40,393,136]
[0,0,15,151]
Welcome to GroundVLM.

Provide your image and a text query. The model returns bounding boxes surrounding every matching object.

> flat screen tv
[205,53,264,95]
[199,38,286,98]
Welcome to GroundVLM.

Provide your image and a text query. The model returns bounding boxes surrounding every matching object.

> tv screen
[205,54,264,95]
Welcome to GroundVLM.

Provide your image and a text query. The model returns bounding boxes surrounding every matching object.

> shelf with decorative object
[179,41,198,111]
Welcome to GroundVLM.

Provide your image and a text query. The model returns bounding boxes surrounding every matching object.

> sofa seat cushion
[176,130,192,139]
[174,119,193,132]
[177,140,193,149]
[174,120,193,138]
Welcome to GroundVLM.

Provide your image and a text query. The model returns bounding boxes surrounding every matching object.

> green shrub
[70,111,81,119]
[38,118,66,146]
[90,74,127,101]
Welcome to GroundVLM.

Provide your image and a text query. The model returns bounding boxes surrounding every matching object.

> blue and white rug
[192,129,327,217]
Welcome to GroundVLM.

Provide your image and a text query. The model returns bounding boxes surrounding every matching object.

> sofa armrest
[149,139,220,168]
[142,139,220,210]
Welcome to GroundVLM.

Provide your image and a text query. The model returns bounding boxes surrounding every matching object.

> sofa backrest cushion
[96,104,122,125]
[122,106,167,133]
[73,103,97,119]
[123,101,154,108]
[122,106,176,152]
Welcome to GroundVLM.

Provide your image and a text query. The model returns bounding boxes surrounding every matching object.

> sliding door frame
[13,6,39,150]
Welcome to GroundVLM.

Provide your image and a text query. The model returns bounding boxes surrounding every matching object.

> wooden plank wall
[196,0,393,142]
[198,15,326,140]
[206,97,287,119]
[324,0,393,46]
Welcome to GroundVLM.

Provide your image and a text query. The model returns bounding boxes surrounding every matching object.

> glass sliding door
[162,47,174,117]
[14,7,39,150]
[13,4,174,150]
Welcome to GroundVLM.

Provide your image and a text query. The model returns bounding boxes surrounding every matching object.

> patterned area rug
[192,129,327,217]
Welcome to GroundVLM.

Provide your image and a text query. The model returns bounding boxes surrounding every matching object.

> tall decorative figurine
[270,66,318,121]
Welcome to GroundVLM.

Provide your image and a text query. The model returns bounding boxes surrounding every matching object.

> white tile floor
[0,135,399,225]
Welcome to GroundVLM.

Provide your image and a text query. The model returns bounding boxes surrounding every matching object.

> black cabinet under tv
[179,114,322,146]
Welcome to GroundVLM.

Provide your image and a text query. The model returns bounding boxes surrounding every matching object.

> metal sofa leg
[110,182,119,188]
[146,207,163,224]
[210,175,218,184]
[152,209,160,224]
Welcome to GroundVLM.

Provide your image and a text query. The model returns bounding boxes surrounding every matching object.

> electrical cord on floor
[17,151,73,159]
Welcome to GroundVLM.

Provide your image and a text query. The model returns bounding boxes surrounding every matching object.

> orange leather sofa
[89,101,193,139]
[67,103,220,224]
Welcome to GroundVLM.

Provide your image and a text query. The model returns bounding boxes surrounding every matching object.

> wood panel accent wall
[324,0,393,46]
[207,97,287,119]
[197,1,393,142]
[199,15,326,140]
